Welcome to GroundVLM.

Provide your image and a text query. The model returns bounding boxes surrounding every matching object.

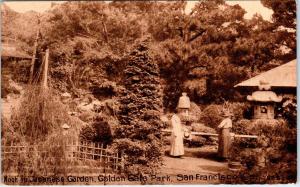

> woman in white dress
[170,110,184,157]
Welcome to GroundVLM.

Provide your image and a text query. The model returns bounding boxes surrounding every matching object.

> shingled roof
[235,59,297,88]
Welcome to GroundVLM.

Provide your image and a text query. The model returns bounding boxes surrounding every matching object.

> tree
[261,0,296,29]
[115,38,163,175]
[37,1,145,94]
[261,0,296,61]
[149,1,249,107]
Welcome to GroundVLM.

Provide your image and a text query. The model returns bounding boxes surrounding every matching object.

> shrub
[79,116,113,146]
[281,95,296,128]
[227,119,296,184]
[114,38,163,176]
[227,102,251,122]
[2,132,79,185]
[191,122,216,134]
[189,102,202,123]
[199,102,251,129]
[199,104,223,129]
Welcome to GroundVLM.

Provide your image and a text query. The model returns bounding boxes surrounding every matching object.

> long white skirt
[170,133,184,156]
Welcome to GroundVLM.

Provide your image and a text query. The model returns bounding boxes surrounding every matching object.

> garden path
[158,145,229,184]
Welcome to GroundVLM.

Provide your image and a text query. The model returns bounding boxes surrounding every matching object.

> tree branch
[188,29,206,42]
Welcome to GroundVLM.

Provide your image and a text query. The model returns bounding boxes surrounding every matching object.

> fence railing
[1,140,123,175]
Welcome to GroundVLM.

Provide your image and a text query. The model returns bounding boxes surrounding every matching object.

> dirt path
[157,146,229,184]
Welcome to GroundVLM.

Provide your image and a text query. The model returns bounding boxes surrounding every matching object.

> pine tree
[115,38,163,175]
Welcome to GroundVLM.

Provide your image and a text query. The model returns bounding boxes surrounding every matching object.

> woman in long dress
[170,112,184,157]
[218,112,233,159]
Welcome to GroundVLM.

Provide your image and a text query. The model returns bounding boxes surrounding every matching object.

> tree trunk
[29,30,39,83]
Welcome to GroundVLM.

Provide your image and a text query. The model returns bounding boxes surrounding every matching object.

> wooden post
[29,29,39,83]
[42,49,49,89]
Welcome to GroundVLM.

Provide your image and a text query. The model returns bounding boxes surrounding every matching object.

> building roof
[1,43,32,59]
[235,59,297,88]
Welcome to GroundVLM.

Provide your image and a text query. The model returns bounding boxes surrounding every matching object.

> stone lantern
[61,123,70,136]
[247,81,282,119]
[177,92,190,119]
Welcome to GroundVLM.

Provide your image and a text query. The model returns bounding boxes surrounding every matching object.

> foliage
[261,0,296,29]
[1,1,297,180]
[114,39,163,176]
[281,95,297,128]
[1,4,39,53]
[2,1,296,109]
[228,119,296,184]
[10,86,82,143]
[1,116,25,145]
[189,123,217,146]
[199,104,223,129]
[2,85,85,183]
[199,102,250,129]
[38,1,142,95]
[188,102,202,122]
[2,131,81,185]
[261,0,296,61]
[227,102,252,122]
[80,115,113,145]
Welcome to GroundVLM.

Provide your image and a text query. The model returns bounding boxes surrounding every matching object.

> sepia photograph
[1,0,297,185]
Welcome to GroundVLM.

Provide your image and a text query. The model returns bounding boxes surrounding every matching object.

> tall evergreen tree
[115,38,163,175]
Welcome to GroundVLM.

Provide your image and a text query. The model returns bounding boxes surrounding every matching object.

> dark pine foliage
[115,38,163,175]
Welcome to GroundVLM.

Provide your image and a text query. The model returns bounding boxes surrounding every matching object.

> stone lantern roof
[247,81,282,102]
[177,92,190,109]
[247,91,282,102]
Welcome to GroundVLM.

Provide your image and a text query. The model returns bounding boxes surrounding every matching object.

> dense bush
[199,104,223,129]
[228,119,296,184]
[80,116,113,146]
[114,39,163,176]
[199,102,251,129]
[188,102,202,123]
[227,102,252,122]
[281,95,297,128]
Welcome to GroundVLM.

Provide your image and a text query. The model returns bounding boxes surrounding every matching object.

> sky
[4,1,273,21]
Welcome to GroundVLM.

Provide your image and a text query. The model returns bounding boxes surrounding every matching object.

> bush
[199,102,251,129]
[199,104,223,129]
[227,102,251,122]
[191,122,216,134]
[1,116,25,145]
[227,119,296,184]
[114,39,163,176]
[2,132,79,185]
[188,102,202,122]
[281,95,296,128]
[80,116,113,146]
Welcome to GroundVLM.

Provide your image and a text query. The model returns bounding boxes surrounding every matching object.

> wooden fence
[1,140,123,175]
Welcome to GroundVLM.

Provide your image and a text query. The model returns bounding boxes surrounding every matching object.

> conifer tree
[115,38,163,174]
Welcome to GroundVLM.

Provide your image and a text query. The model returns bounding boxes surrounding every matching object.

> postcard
[1,0,297,185]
